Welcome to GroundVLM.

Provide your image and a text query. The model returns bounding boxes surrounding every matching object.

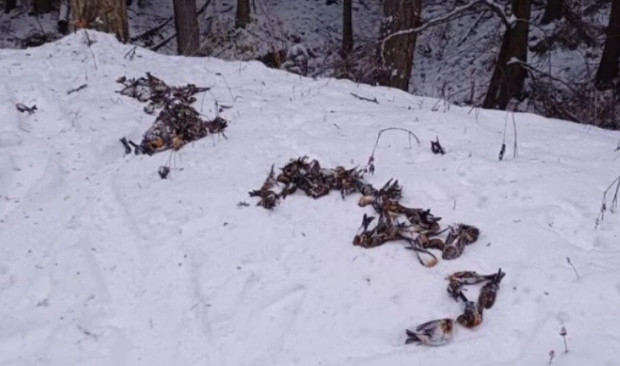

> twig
[216,73,238,102]
[67,84,87,95]
[124,45,138,60]
[566,257,580,280]
[595,174,620,228]
[129,17,173,42]
[559,327,568,353]
[15,103,37,114]
[151,33,176,52]
[499,112,508,161]
[548,350,555,364]
[380,0,512,63]
[507,59,578,93]
[366,127,421,174]
[511,112,518,158]
[350,92,379,104]
[83,30,98,70]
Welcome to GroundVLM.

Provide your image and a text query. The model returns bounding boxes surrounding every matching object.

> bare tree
[483,0,531,110]
[33,0,53,14]
[377,0,422,91]
[235,0,251,28]
[541,0,563,24]
[343,0,353,54]
[71,0,129,42]
[596,0,620,89]
[58,0,70,34]
[5,0,16,13]
[173,0,200,55]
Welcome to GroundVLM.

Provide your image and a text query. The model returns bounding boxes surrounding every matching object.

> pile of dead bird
[250,156,506,346]
[117,72,228,156]
[405,269,506,346]
[250,156,479,267]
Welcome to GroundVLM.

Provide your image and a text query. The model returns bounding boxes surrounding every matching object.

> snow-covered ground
[1,32,620,366]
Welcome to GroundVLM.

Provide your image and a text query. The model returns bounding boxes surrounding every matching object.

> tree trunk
[173,0,200,55]
[342,0,353,55]
[483,0,531,110]
[235,0,251,29]
[5,0,16,13]
[595,0,620,89]
[33,0,53,14]
[58,0,70,34]
[71,0,129,42]
[377,0,422,91]
[541,0,562,25]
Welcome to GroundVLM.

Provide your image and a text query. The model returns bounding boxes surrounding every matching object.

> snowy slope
[1,32,620,366]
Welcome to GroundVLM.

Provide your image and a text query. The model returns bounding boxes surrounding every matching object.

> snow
[1,32,620,366]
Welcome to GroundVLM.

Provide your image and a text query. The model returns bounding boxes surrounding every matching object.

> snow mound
[1,32,619,366]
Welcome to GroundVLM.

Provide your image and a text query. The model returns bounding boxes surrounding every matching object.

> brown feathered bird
[455,291,484,328]
[405,318,454,346]
[447,270,499,285]
[478,268,506,309]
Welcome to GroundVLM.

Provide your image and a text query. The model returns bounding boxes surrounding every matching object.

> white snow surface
[1,32,620,366]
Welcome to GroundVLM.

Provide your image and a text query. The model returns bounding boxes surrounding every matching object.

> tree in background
[483,0,531,110]
[173,0,200,55]
[595,0,620,89]
[377,0,422,91]
[342,0,353,55]
[235,0,251,29]
[33,0,53,14]
[541,0,563,24]
[71,0,129,42]
[4,0,16,13]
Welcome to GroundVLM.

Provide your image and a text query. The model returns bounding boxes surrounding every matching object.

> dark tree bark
[596,0,620,89]
[5,0,16,13]
[235,0,251,29]
[541,0,563,25]
[342,0,353,54]
[33,0,53,14]
[483,0,531,110]
[71,0,129,42]
[57,0,70,34]
[173,0,200,55]
[377,0,422,91]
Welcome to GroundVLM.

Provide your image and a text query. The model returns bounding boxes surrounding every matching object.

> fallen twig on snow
[15,103,37,114]
[499,112,518,160]
[431,137,445,155]
[566,257,580,280]
[67,83,87,95]
[595,174,620,228]
[365,127,421,174]
[350,92,379,104]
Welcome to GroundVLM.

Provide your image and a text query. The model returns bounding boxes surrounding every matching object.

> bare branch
[507,58,578,93]
[380,0,512,62]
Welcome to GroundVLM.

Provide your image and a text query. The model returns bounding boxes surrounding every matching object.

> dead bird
[458,224,480,244]
[417,234,445,251]
[248,165,280,209]
[478,268,506,309]
[442,224,480,260]
[442,226,465,260]
[447,271,499,285]
[447,279,464,301]
[405,318,454,346]
[456,291,483,328]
